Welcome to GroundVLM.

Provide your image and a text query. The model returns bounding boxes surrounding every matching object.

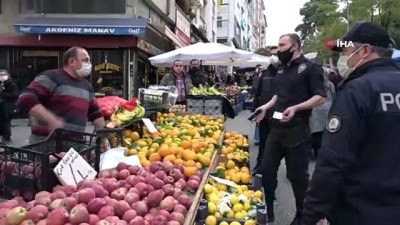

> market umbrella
[205,54,270,67]
[149,42,253,67]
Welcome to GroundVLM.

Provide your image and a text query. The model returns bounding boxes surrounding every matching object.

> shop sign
[15,25,146,36]
[175,8,191,44]
[94,63,120,74]
[137,39,164,55]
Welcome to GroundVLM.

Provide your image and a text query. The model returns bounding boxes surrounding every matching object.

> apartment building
[216,0,267,51]
[0,0,215,99]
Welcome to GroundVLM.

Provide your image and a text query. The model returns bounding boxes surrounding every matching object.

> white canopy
[206,54,270,67]
[149,42,253,67]
[304,52,318,60]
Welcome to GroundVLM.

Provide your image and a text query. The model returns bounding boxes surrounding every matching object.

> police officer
[301,22,400,225]
[252,46,279,173]
[255,33,326,224]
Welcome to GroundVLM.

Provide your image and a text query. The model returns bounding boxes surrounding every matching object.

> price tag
[53,148,97,186]
[210,176,239,188]
[142,118,158,133]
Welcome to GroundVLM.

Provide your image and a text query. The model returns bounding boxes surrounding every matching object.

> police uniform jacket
[253,66,277,114]
[302,58,400,225]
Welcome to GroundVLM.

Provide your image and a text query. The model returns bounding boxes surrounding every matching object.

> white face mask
[76,62,92,77]
[337,46,365,79]
[269,55,279,66]
[0,75,9,82]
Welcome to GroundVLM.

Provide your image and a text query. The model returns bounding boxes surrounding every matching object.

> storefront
[0,17,180,99]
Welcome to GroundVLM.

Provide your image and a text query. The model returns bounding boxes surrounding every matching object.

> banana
[135,105,146,118]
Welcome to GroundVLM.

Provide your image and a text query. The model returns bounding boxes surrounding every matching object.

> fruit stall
[0,110,266,225]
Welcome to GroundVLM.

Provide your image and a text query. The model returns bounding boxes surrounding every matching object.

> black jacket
[253,66,278,112]
[302,59,400,225]
[0,78,19,115]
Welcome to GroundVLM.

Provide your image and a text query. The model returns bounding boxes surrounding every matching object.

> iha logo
[324,37,354,49]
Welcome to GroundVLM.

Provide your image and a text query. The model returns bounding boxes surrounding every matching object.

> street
[9,110,315,224]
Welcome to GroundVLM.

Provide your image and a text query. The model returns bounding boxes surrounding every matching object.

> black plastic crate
[139,91,170,110]
[186,95,223,115]
[0,129,100,201]
[96,128,124,153]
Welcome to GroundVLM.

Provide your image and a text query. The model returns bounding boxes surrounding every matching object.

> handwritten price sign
[53,148,97,186]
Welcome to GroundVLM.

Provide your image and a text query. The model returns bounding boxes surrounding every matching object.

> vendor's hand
[255,106,267,123]
[48,117,64,131]
[281,106,297,123]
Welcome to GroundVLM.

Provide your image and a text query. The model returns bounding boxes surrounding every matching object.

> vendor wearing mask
[188,59,207,87]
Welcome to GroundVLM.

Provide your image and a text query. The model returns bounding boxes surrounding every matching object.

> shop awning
[14,17,148,36]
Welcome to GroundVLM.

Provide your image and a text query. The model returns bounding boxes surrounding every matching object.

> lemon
[209,194,220,204]
[225,210,235,218]
[230,222,241,225]
[244,220,256,225]
[240,185,249,191]
[230,195,239,205]
[232,203,243,213]
[219,222,229,225]
[216,184,227,191]
[205,215,217,225]
[204,184,214,194]
[243,201,251,211]
[234,211,246,220]
[254,190,263,199]
[214,211,222,218]
[208,202,217,214]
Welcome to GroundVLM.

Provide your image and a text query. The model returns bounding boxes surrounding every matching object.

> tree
[254,47,269,56]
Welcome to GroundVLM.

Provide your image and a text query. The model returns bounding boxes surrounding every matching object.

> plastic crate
[196,174,267,225]
[139,91,170,109]
[186,95,223,115]
[0,129,100,201]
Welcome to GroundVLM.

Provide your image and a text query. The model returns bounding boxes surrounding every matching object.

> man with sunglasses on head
[302,22,400,225]
[160,60,193,104]
[255,33,326,224]
[18,46,105,143]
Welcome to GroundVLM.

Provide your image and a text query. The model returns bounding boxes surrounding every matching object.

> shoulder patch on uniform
[326,115,341,133]
[298,63,307,73]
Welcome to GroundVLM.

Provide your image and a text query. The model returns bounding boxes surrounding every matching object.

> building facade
[0,0,214,100]
[216,0,266,51]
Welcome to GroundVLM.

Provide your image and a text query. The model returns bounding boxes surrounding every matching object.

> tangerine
[181,140,192,149]
[184,159,196,167]
[163,154,176,163]
[184,166,198,177]
[149,153,161,162]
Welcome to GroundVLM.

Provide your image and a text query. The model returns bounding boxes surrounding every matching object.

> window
[20,0,126,14]
[217,20,228,28]
[222,0,229,5]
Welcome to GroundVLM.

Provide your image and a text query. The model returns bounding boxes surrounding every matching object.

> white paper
[53,148,97,186]
[210,176,239,188]
[100,146,142,171]
[142,118,158,133]
[273,111,283,120]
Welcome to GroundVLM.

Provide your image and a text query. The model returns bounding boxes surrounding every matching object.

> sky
[264,0,309,46]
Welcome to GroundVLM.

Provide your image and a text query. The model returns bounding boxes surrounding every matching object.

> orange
[192,143,201,153]
[183,166,198,177]
[196,162,203,169]
[184,159,196,167]
[149,153,161,162]
[159,147,171,158]
[169,146,179,155]
[181,140,192,149]
[124,129,132,137]
[182,150,197,161]
[141,159,150,167]
[163,154,176,163]
[174,158,184,165]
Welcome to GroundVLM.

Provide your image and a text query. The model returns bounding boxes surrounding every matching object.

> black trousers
[0,102,11,141]
[260,118,311,213]
[254,119,271,171]
[311,131,323,157]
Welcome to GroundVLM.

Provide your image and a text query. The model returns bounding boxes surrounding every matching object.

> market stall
[0,110,266,225]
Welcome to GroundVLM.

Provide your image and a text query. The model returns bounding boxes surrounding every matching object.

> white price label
[53,148,97,186]
[142,118,158,133]
[210,176,239,188]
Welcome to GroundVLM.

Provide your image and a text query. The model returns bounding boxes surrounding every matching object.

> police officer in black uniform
[252,46,279,173]
[301,22,400,225]
[255,33,326,224]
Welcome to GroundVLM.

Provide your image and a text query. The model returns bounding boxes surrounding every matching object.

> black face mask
[191,67,199,72]
[277,45,294,64]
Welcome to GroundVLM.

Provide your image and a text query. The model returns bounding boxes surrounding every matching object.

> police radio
[248,109,262,121]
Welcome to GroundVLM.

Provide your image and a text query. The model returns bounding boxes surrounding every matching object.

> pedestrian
[252,46,279,173]
[309,68,335,159]
[252,65,263,145]
[0,69,19,145]
[302,22,400,225]
[254,33,326,224]
[18,46,106,144]
[160,60,193,104]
